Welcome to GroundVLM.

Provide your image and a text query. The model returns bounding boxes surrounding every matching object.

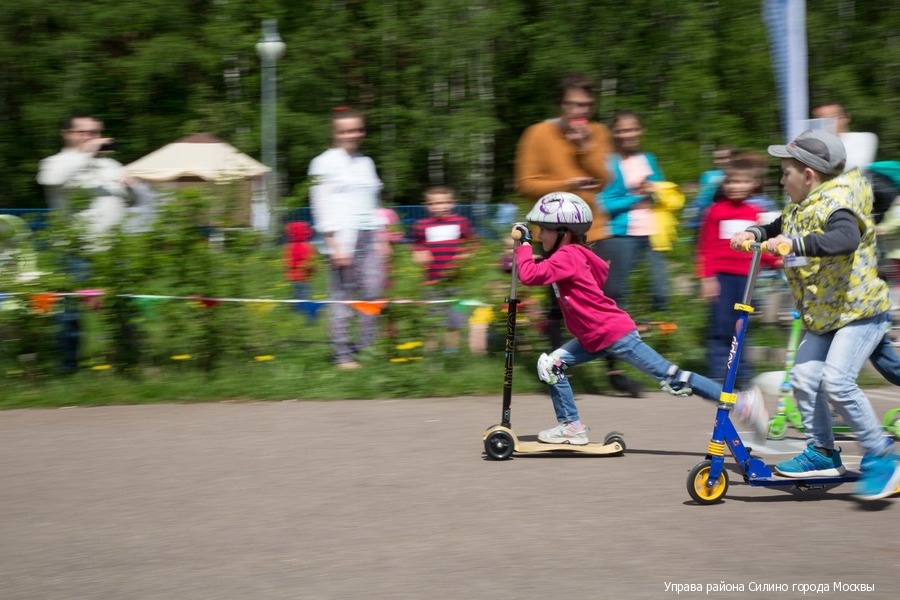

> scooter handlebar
[511,222,532,244]
[739,239,792,256]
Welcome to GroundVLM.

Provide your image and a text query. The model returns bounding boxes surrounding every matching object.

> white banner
[763,0,808,142]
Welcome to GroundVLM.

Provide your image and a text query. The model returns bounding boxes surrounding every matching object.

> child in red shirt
[696,158,781,384]
[284,221,317,320]
[513,192,768,445]
[411,186,474,351]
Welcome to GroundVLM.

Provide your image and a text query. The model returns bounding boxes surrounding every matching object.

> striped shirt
[411,214,474,283]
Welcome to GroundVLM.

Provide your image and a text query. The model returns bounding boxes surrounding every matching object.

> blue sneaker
[860,439,896,473]
[854,453,900,501]
[859,454,877,473]
[774,445,846,478]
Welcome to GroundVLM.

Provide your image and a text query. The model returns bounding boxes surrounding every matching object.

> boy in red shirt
[411,186,475,352]
[696,158,781,385]
[284,221,317,320]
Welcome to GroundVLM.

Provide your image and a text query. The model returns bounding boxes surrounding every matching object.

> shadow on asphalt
[685,495,894,511]
[684,480,896,510]
[621,448,710,459]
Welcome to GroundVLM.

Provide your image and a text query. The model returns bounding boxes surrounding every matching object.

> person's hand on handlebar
[729,231,756,251]
[762,235,794,256]
[511,223,532,244]
[730,231,792,256]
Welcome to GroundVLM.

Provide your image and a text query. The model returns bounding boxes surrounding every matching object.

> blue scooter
[686,241,870,504]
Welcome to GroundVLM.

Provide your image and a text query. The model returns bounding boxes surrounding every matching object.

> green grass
[0,349,537,409]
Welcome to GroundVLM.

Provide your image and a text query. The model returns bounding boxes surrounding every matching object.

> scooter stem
[501,239,522,428]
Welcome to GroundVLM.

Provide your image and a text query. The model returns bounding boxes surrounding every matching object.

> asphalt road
[1,387,898,600]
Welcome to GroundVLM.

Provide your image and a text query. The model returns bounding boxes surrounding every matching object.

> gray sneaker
[734,385,769,441]
[538,422,590,445]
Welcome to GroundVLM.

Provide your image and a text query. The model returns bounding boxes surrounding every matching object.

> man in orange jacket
[514,73,643,397]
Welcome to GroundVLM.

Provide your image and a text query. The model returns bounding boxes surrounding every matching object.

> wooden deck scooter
[482,227,625,460]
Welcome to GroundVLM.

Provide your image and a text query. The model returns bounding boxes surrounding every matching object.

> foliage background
[2,0,898,211]
[2,1,897,406]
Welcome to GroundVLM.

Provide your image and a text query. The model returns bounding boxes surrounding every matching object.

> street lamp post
[256,19,286,236]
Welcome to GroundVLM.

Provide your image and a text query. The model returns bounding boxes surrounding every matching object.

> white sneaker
[734,385,769,441]
[538,422,590,445]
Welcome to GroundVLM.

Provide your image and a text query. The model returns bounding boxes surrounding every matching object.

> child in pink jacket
[513,192,768,445]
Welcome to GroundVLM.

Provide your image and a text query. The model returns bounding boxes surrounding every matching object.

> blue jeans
[790,312,893,455]
[547,331,722,423]
[869,331,900,386]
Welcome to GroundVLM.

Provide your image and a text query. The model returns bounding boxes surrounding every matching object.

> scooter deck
[482,425,625,459]
[746,473,900,494]
[515,440,624,455]
[745,473,860,487]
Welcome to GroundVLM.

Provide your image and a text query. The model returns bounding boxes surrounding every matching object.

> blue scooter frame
[686,242,860,504]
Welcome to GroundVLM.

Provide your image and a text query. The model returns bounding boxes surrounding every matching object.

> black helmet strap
[546,227,567,257]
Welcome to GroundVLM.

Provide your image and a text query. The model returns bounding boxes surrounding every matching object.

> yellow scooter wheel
[687,460,729,505]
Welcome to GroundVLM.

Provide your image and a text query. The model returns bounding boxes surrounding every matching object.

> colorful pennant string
[297,301,325,320]
[3,292,498,317]
[349,300,387,316]
[76,289,105,310]
[30,293,58,314]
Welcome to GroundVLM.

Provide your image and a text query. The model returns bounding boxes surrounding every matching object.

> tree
[2,1,897,211]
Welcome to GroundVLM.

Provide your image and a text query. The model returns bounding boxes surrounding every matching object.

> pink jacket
[515,244,636,352]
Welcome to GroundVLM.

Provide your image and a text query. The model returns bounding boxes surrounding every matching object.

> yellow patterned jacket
[782,169,891,333]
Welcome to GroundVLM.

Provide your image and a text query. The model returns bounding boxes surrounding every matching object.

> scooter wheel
[767,418,787,440]
[687,460,729,505]
[604,434,626,453]
[484,430,515,460]
[603,431,625,445]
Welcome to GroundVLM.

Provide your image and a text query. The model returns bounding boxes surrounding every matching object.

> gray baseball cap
[768,129,847,174]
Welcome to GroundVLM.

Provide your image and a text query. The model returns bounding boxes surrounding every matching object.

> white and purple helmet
[525,192,593,234]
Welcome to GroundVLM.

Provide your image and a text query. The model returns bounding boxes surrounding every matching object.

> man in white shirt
[37,115,134,373]
[37,115,137,240]
[812,102,878,172]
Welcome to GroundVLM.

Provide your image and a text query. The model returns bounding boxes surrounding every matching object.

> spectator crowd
[30,79,900,388]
